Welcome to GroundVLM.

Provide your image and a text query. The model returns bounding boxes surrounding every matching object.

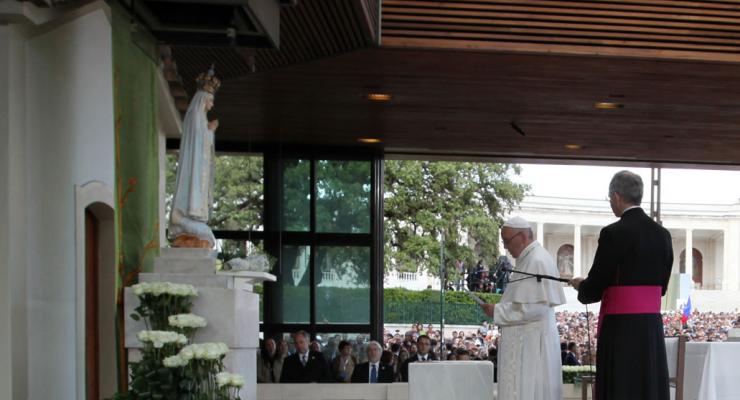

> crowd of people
[256,310,740,384]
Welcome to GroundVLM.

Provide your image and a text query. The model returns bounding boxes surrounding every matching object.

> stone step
[138,272,229,288]
[159,247,217,259]
[153,257,216,274]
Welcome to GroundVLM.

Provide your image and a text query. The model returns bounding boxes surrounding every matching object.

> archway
[557,244,575,279]
[680,248,704,288]
[76,182,116,398]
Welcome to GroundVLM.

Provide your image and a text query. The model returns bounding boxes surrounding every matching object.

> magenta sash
[597,285,661,337]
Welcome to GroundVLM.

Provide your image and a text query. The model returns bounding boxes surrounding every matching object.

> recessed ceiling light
[367,93,392,102]
[564,144,582,150]
[358,138,382,144]
[594,102,623,110]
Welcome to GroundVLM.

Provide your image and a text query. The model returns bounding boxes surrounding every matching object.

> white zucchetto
[503,216,532,229]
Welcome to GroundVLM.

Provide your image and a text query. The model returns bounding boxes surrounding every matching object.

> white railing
[322,270,339,282]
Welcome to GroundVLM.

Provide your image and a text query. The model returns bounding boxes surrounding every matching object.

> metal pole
[439,232,445,360]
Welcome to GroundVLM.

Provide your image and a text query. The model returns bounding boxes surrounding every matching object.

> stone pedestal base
[125,247,275,400]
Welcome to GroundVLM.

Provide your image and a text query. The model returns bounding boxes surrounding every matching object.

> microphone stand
[502,267,570,283]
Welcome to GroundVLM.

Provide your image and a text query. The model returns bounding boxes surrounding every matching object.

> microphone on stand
[501,267,570,283]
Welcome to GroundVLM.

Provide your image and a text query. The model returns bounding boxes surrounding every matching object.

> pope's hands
[482,303,495,318]
[569,277,584,290]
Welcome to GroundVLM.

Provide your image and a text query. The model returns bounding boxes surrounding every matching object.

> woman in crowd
[257,339,277,383]
[331,340,358,383]
[272,339,290,383]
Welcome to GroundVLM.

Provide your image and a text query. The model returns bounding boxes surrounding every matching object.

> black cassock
[578,207,673,400]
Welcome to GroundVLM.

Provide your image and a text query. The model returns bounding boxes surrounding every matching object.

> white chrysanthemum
[216,372,231,387]
[137,330,187,348]
[168,313,207,329]
[230,374,245,388]
[163,355,189,368]
[216,372,245,388]
[178,343,229,361]
[130,282,198,297]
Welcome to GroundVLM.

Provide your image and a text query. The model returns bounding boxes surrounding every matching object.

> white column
[685,229,693,282]
[574,225,582,277]
[0,25,12,400]
[537,222,544,244]
[0,24,28,400]
[723,223,740,291]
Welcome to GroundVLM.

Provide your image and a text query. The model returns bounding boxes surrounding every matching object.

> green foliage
[282,159,311,231]
[315,160,371,233]
[382,288,500,304]
[133,293,194,331]
[383,288,501,325]
[128,345,180,400]
[384,160,528,276]
[275,286,500,325]
[166,154,263,231]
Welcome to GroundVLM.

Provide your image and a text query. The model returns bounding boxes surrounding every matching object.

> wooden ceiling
[382,0,740,63]
[165,0,740,167]
[171,0,379,96]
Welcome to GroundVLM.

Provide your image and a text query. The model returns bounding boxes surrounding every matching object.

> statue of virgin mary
[168,66,221,248]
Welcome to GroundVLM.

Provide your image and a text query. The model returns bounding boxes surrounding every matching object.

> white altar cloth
[408,361,494,400]
[666,341,740,400]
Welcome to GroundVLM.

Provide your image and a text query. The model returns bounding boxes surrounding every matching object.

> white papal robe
[494,241,566,400]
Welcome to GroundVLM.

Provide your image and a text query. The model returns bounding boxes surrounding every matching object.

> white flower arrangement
[216,372,245,388]
[179,342,230,361]
[562,365,596,373]
[137,330,188,348]
[163,355,189,368]
[132,282,198,297]
[168,313,207,329]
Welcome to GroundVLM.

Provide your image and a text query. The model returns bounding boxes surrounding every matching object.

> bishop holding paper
[482,216,566,400]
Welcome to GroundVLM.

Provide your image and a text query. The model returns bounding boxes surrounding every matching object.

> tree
[166,153,263,259]
[384,160,528,277]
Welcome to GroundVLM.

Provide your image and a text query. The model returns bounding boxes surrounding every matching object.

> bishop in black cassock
[571,170,673,400]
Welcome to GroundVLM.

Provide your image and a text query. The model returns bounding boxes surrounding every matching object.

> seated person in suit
[351,341,394,383]
[279,330,331,383]
[564,342,581,366]
[400,335,436,382]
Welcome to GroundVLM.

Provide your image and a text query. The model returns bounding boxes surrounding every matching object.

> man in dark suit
[279,330,331,383]
[563,342,580,366]
[571,170,673,400]
[399,334,436,382]
[351,341,394,383]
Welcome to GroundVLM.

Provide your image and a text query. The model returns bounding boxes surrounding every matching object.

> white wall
[17,5,115,399]
[0,22,30,400]
[0,24,12,400]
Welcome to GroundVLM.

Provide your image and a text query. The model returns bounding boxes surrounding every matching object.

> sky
[515,164,740,205]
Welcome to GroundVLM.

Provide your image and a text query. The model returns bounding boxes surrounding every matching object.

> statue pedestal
[124,247,275,400]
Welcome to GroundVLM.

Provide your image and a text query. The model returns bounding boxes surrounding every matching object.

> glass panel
[214,239,265,268]
[316,160,371,233]
[315,246,370,324]
[281,245,311,323]
[212,154,264,230]
[282,159,311,232]
[165,153,264,231]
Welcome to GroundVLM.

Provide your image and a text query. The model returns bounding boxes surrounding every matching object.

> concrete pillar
[0,24,28,400]
[574,225,582,277]
[685,229,693,284]
[537,222,544,244]
[0,25,12,400]
[723,223,740,291]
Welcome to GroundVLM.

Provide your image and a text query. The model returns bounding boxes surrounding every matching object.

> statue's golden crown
[196,65,221,94]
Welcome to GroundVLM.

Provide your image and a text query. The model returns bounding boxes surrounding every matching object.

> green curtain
[112,7,160,392]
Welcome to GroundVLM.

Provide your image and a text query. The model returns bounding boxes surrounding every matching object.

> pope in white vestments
[484,216,566,400]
